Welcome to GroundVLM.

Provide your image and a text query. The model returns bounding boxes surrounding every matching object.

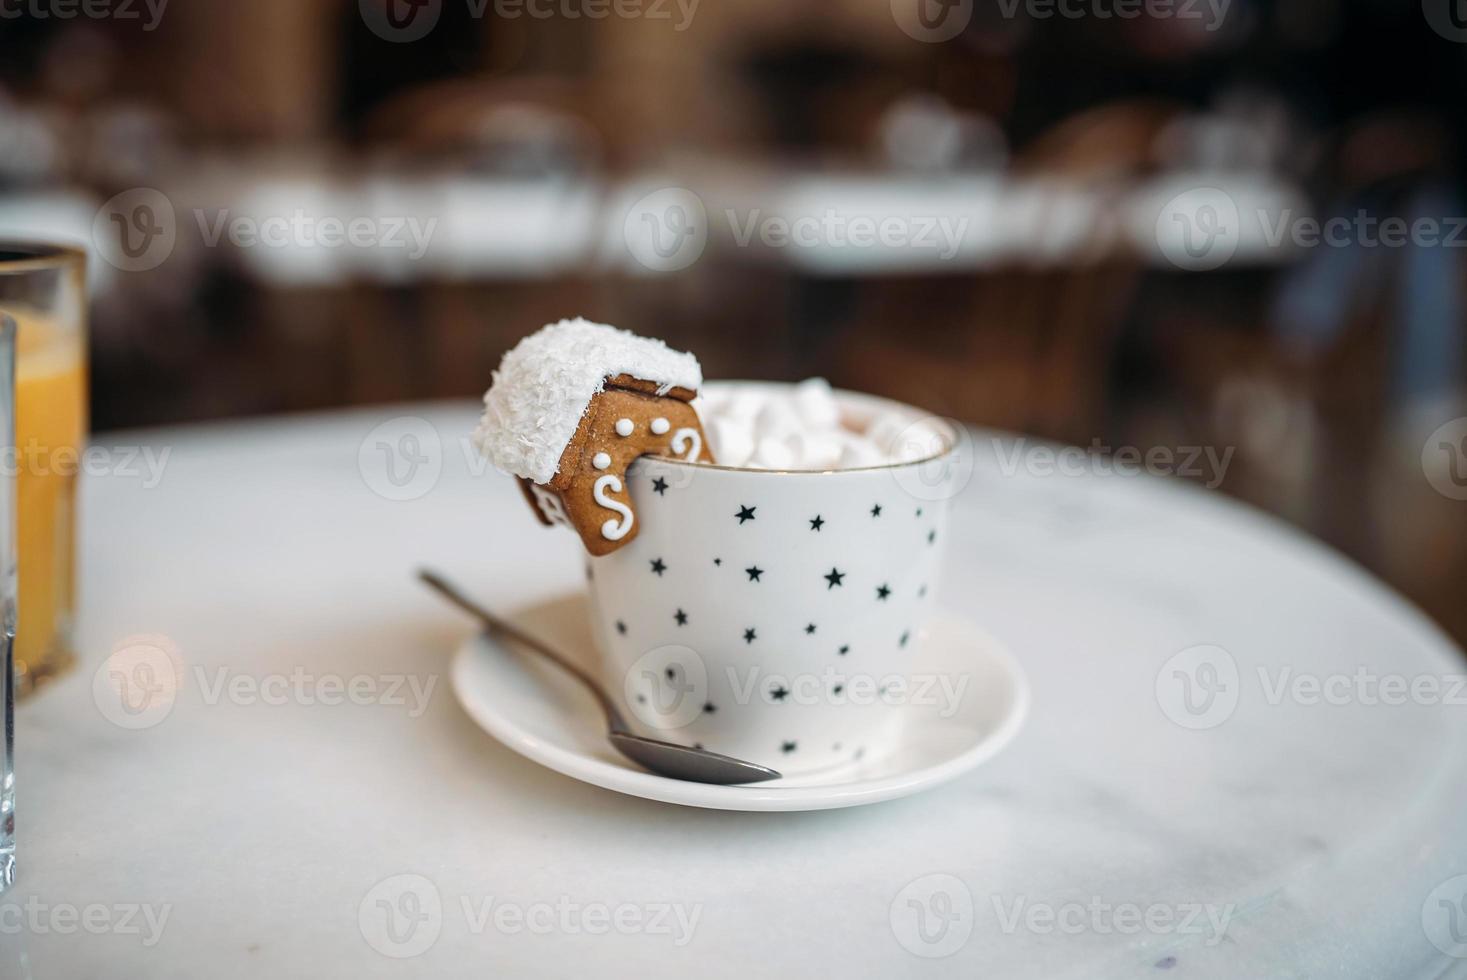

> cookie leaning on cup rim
[518,373,712,554]
[474,318,715,556]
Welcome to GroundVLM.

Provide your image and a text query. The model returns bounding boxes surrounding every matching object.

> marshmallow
[787,430,843,470]
[791,377,840,430]
[697,380,946,472]
[751,436,795,470]
[864,413,910,456]
[707,416,755,468]
[838,435,886,468]
[755,398,802,442]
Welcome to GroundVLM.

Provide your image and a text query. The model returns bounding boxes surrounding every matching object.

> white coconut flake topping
[472,317,703,484]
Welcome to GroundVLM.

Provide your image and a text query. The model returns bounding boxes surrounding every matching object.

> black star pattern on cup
[713,557,722,566]
[832,683,844,696]
[916,507,923,517]
[615,620,627,635]
[876,583,892,601]
[735,505,757,524]
[664,666,677,681]
[770,685,789,702]
[674,608,688,626]
[824,567,846,589]
[900,630,910,648]
[650,558,667,576]
[838,644,850,656]
[928,529,937,545]
[805,623,817,635]
[743,627,757,644]
[781,741,797,753]
[702,701,717,714]
[871,503,883,518]
[651,477,669,496]
[809,515,824,531]
[745,566,763,582]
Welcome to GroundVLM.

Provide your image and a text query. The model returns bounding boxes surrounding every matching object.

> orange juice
[14,312,85,687]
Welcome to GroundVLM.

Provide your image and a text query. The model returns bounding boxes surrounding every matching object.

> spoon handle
[418,569,631,733]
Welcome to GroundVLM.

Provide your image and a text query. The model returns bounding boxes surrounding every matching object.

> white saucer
[450,593,1030,811]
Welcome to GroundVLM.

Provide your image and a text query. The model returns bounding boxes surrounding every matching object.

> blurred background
[0,0,1465,641]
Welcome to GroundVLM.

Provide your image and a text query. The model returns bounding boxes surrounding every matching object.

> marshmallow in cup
[695,378,945,471]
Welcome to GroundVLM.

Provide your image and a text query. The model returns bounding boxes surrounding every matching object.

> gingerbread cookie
[473,319,714,556]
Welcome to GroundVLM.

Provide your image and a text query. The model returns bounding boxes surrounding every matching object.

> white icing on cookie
[593,475,635,540]
[593,452,612,470]
[650,417,670,435]
[671,428,702,462]
[615,418,635,437]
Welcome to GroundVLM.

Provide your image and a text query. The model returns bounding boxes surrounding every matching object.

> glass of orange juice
[0,244,86,698]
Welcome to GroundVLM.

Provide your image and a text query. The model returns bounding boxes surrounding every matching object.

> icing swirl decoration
[671,428,702,463]
[594,474,635,541]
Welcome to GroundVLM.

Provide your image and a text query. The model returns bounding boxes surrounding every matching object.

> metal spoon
[419,570,781,785]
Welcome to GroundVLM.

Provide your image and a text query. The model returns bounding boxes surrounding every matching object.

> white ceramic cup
[586,383,964,775]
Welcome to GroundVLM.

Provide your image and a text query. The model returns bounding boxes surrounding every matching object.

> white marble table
[7,404,1466,978]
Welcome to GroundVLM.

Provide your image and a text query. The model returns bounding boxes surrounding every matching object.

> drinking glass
[0,313,16,889]
[0,244,86,697]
